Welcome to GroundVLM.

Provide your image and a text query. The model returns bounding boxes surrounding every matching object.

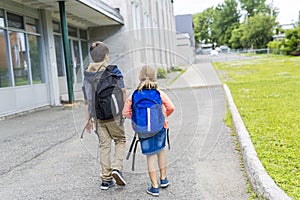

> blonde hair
[137,66,158,90]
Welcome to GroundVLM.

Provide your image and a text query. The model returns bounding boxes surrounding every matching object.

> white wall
[0,1,51,117]
[95,0,177,89]
[0,85,49,118]
[176,33,194,65]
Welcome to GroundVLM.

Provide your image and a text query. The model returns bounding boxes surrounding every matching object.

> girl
[122,66,175,196]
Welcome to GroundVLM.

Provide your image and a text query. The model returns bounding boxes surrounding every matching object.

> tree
[283,28,300,55]
[239,0,268,17]
[244,14,277,48]
[229,26,245,49]
[210,0,240,46]
[193,8,214,44]
[193,0,278,50]
[268,27,300,55]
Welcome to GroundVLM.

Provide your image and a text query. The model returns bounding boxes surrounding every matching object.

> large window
[81,41,89,68]
[7,12,24,29]
[0,9,11,87]
[9,31,29,86]
[28,34,42,84]
[0,9,5,27]
[53,21,88,84]
[0,10,44,88]
[54,35,65,76]
[72,40,82,83]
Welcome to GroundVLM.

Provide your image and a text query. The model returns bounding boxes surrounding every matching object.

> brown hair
[90,41,109,63]
[137,66,157,90]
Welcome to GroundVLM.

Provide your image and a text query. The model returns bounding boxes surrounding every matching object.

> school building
[175,14,195,65]
[0,0,177,117]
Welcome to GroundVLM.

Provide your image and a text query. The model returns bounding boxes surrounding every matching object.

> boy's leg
[106,119,126,186]
[147,154,159,188]
[158,148,167,180]
[98,122,113,181]
[106,119,126,171]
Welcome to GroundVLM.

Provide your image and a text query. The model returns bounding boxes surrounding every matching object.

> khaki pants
[97,118,126,181]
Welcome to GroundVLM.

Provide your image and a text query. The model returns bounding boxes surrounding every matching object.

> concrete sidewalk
[168,62,222,89]
[0,56,250,199]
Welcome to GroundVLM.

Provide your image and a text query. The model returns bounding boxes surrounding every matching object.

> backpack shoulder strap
[106,65,117,72]
[132,89,161,104]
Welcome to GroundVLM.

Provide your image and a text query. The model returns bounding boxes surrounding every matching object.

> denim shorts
[140,128,166,155]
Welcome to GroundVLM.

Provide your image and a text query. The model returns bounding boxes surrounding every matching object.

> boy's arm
[82,84,93,133]
[84,102,93,133]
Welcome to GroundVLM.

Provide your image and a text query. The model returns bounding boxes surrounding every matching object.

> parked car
[196,44,213,54]
[220,45,230,53]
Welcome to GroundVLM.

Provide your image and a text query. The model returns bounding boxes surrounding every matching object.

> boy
[82,41,126,190]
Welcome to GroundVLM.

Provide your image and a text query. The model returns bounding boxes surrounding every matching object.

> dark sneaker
[146,186,159,196]
[101,180,115,190]
[160,178,170,188]
[112,169,126,186]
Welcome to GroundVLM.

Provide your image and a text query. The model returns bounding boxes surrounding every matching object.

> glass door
[69,39,82,83]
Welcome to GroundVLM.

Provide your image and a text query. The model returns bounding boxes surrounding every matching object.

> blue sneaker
[160,178,170,188]
[146,186,159,196]
[101,180,115,190]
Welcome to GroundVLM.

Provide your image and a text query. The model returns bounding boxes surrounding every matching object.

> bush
[169,66,183,72]
[157,68,167,79]
[267,40,283,54]
[268,27,300,56]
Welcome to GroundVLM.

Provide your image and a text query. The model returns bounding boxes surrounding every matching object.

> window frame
[52,21,89,83]
[0,9,44,88]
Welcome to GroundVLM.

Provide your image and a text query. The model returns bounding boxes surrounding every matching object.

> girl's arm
[161,91,175,117]
[122,97,133,119]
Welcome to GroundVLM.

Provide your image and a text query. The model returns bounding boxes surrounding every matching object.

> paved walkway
[0,55,250,199]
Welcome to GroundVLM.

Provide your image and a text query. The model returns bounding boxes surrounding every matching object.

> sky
[173,0,300,25]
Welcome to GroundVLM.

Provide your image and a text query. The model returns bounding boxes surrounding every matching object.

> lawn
[213,55,300,199]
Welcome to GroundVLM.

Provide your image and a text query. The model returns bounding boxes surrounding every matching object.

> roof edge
[77,0,124,25]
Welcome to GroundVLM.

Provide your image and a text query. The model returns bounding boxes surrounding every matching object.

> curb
[223,84,291,200]
[0,105,51,121]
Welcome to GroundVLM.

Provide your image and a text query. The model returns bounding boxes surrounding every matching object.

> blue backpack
[131,89,165,139]
[127,89,170,171]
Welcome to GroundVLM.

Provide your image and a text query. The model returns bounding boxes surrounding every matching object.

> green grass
[214,55,300,199]
[168,68,187,86]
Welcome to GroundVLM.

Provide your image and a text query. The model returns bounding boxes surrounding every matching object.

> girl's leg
[147,154,159,188]
[157,148,167,180]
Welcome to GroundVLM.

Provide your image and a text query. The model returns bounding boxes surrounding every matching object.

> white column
[41,10,61,106]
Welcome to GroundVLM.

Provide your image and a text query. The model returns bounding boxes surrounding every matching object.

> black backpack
[94,65,124,121]
[81,65,124,139]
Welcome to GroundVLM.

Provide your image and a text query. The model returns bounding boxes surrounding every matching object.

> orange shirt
[122,90,175,129]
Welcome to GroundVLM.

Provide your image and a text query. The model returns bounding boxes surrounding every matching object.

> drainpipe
[58,1,74,103]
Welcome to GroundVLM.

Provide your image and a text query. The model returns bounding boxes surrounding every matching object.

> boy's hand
[85,120,93,133]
